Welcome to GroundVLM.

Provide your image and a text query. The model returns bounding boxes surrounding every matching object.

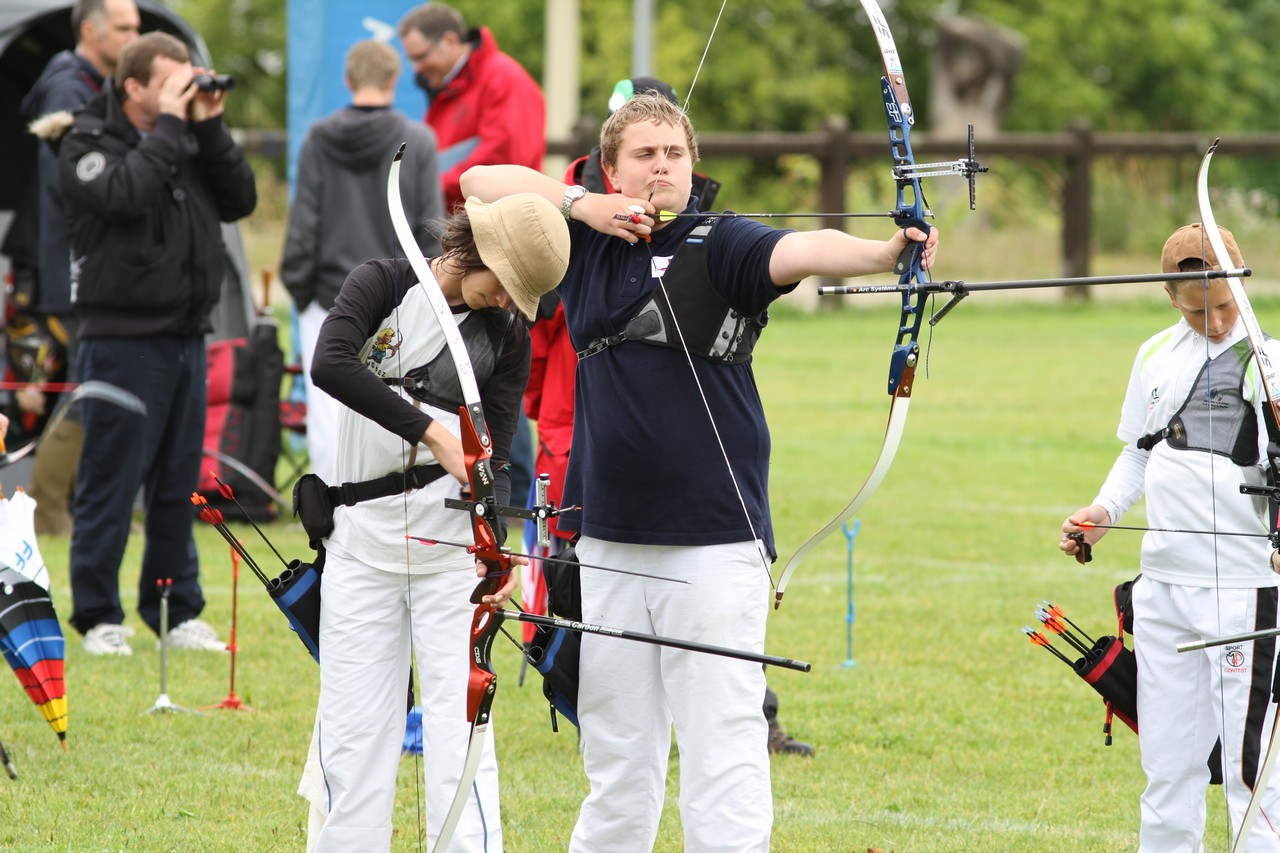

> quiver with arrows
[524,544,582,730]
[1075,578,1139,743]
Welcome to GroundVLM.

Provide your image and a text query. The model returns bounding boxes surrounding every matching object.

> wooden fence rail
[238,122,1280,279]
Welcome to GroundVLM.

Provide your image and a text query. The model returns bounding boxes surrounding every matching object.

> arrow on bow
[819,266,1252,327]
[405,534,690,585]
[772,0,986,609]
[499,609,810,672]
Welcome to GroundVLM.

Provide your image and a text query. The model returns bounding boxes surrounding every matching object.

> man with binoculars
[44,30,257,656]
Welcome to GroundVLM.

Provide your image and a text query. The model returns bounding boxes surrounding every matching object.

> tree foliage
[189,0,1280,243]
[194,0,1280,136]
[962,0,1277,133]
[169,0,286,130]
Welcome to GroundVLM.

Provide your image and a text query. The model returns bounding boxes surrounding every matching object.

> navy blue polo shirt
[556,207,795,558]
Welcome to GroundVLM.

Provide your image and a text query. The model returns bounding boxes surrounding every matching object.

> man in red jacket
[398,3,545,214]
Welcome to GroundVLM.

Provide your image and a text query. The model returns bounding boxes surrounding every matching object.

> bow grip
[469,557,512,604]
[892,221,930,280]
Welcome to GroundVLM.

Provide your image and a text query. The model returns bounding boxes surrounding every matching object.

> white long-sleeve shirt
[1095,316,1280,587]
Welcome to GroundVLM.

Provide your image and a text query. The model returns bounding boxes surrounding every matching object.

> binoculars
[193,73,235,93]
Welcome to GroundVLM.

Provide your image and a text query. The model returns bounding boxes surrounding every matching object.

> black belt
[327,463,448,507]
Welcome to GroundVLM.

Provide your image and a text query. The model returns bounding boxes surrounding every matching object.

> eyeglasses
[405,37,442,66]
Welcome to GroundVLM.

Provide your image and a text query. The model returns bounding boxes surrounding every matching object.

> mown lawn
[3,291,1276,851]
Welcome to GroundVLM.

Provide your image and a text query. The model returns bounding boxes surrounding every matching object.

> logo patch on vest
[75,151,106,182]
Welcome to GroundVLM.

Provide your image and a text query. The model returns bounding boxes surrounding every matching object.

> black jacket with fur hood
[49,83,256,338]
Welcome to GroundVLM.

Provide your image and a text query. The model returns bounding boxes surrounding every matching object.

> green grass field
[3,292,1275,851]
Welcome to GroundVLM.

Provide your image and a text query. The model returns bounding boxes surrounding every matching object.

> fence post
[572,115,597,161]
[1062,118,1093,298]
[819,115,851,300]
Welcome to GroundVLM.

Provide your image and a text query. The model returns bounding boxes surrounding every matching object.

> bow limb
[0,380,145,469]
[775,0,932,608]
[387,144,510,852]
[1241,722,1280,851]
[387,143,510,589]
[773,360,914,606]
[1197,142,1280,442]
[431,605,501,850]
[1198,141,1280,853]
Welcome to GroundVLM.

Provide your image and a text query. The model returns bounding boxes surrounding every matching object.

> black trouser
[69,335,206,635]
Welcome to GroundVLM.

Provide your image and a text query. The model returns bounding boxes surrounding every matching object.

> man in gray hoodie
[281,39,443,483]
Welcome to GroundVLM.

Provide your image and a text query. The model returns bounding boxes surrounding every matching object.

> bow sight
[890,123,988,213]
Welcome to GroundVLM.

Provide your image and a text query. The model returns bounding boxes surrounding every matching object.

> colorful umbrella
[0,574,66,750]
[0,490,65,750]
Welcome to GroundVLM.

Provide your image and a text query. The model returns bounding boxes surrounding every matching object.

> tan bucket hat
[465,194,571,320]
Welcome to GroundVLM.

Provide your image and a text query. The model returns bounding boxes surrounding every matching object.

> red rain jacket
[425,27,545,213]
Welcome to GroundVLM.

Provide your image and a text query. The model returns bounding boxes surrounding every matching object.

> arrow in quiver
[1025,588,1138,744]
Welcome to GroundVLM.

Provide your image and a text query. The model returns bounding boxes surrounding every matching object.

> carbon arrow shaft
[819,267,1250,296]
[1079,521,1268,539]
[505,610,811,672]
[406,535,691,584]
[1178,626,1280,653]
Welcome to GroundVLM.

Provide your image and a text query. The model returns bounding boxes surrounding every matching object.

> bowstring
[391,209,427,852]
[1199,225,1232,850]
[676,0,727,115]
[640,0,774,581]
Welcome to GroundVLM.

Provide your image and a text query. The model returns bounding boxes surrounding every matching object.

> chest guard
[383,310,511,410]
[578,219,764,365]
[1138,338,1260,466]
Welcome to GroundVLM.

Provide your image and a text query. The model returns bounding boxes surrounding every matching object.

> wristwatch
[561,184,587,221]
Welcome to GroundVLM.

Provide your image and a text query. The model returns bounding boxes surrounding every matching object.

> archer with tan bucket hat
[300,189,567,851]
[1061,219,1280,850]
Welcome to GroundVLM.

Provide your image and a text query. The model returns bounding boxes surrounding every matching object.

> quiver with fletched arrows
[1076,578,1139,742]
[524,544,583,730]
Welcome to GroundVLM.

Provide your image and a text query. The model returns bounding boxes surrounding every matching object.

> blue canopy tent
[285,0,427,186]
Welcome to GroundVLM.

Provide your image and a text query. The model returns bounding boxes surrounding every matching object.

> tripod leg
[0,736,17,779]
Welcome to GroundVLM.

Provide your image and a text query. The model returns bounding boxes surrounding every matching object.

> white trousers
[298,301,342,484]
[310,549,502,853]
[1134,577,1280,852]
[569,538,772,853]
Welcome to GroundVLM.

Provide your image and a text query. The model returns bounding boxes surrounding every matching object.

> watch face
[562,186,586,218]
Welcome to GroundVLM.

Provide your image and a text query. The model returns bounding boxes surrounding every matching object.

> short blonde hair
[344,40,400,91]
[599,92,699,170]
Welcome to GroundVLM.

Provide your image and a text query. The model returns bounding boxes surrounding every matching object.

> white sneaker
[160,619,227,652]
[83,623,135,656]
